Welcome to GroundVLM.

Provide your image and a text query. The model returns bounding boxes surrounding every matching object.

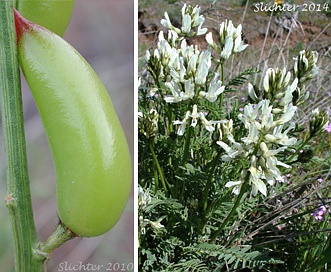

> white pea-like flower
[218,98,298,196]
[199,73,225,102]
[187,53,199,76]
[174,110,191,136]
[164,80,195,103]
[138,185,151,210]
[233,35,248,53]
[167,30,178,47]
[190,104,199,127]
[247,83,258,102]
[264,123,297,146]
[220,37,233,60]
[274,103,297,126]
[279,78,298,107]
[195,58,209,85]
[173,105,222,135]
[225,170,247,195]
[207,19,248,60]
[164,81,182,103]
[197,23,207,36]
[161,4,207,36]
[249,156,266,196]
[195,51,211,85]
[181,13,192,34]
[191,5,205,28]
[170,58,186,82]
[157,31,173,66]
[199,112,216,132]
[241,122,259,145]
[205,32,216,48]
[225,180,243,195]
[294,50,318,83]
[149,216,166,230]
[182,80,195,100]
[160,12,181,33]
[263,67,291,94]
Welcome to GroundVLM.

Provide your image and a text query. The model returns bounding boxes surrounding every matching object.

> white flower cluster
[143,2,321,197]
[223,49,320,196]
[146,22,226,134]
[217,100,297,196]
[165,41,225,133]
[310,108,329,137]
[138,109,159,139]
[161,3,207,36]
[248,67,299,111]
[145,6,250,137]
[206,19,248,61]
[294,50,318,83]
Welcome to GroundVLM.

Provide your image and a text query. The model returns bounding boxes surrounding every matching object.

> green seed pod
[17,0,75,36]
[14,9,132,237]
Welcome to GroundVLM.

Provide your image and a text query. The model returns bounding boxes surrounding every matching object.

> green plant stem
[149,141,167,192]
[182,125,192,167]
[154,77,173,135]
[219,62,225,109]
[0,2,44,271]
[37,222,76,256]
[153,166,159,191]
[0,4,77,271]
[210,175,249,242]
[33,223,77,271]
[221,62,225,84]
[203,151,221,215]
[178,126,193,199]
[167,107,174,135]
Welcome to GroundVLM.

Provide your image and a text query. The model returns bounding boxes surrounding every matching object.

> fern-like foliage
[166,259,210,272]
[225,67,260,92]
[184,243,283,271]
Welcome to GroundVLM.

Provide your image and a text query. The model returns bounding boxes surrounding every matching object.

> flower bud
[293,50,318,84]
[138,109,159,139]
[309,109,328,137]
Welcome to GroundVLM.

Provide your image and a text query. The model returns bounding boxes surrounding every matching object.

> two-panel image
[0,0,331,271]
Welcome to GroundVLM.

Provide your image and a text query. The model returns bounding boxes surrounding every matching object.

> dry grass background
[0,1,134,271]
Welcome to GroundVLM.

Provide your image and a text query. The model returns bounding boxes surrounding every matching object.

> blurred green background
[0,1,134,271]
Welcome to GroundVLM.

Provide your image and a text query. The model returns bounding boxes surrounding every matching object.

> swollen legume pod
[17,0,75,36]
[14,9,132,237]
